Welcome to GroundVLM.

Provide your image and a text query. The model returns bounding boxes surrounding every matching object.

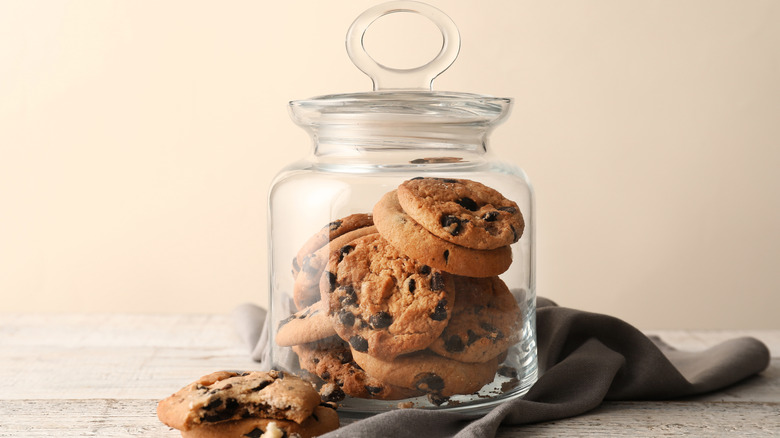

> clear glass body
[267,91,537,416]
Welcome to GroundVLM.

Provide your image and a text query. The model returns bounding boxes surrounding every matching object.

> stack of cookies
[157,370,340,438]
[278,177,524,404]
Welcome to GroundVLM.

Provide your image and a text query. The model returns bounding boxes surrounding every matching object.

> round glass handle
[346,0,461,91]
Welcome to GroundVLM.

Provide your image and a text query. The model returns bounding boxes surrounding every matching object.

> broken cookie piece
[157,370,322,430]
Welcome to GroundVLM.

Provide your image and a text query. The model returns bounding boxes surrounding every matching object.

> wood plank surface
[0,313,778,437]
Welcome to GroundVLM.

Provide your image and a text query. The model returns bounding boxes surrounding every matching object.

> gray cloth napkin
[232,298,770,437]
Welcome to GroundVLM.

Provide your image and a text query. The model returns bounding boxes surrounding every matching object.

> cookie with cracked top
[397,177,525,250]
[178,405,339,438]
[373,190,512,277]
[156,370,321,430]
[293,337,422,400]
[275,301,336,347]
[350,348,499,398]
[293,223,377,311]
[429,276,521,363]
[319,233,454,361]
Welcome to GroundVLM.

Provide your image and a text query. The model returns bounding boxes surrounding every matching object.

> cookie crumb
[259,421,284,438]
[397,401,415,409]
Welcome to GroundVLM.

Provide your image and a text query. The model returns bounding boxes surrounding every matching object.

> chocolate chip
[291,257,300,272]
[338,310,355,326]
[480,322,498,333]
[321,371,331,380]
[414,373,445,392]
[336,349,353,364]
[419,265,431,275]
[442,250,450,264]
[430,299,448,321]
[349,335,369,352]
[243,428,265,438]
[328,220,342,231]
[365,385,383,395]
[456,197,479,211]
[221,383,233,390]
[312,358,319,364]
[436,178,459,184]
[276,371,285,379]
[467,329,481,345]
[511,224,519,242]
[498,366,518,379]
[252,380,273,392]
[202,397,239,422]
[482,211,499,222]
[410,176,424,180]
[339,285,357,307]
[369,311,393,329]
[440,215,462,236]
[430,272,445,291]
[444,335,465,352]
[427,392,449,406]
[498,206,517,214]
[204,398,223,410]
[325,271,337,293]
[407,278,416,294]
[338,244,354,262]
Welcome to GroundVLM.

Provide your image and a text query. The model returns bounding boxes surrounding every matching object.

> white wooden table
[1,313,777,437]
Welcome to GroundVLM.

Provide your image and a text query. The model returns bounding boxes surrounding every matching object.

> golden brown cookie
[373,190,512,277]
[397,177,524,250]
[319,233,455,361]
[157,370,320,430]
[293,224,377,311]
[428,276,521,363]
[293,337,422,400]
[275,301,336,347]
[179,405,339,438]
[350,349,498,397]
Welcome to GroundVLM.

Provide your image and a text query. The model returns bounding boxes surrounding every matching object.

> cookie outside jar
[268,1,537,416]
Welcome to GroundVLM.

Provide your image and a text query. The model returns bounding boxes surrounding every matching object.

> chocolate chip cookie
[294,213,374,276]
[397,177,525,250]
[319,233,455,361]
[373,190,513,277]
[350,349,499,397]
[293,224,378,310]
[428,276,521,363]
[293,337,422,400]
[179,405,339,438]
[157,370,321,430]
[275,301,336,347]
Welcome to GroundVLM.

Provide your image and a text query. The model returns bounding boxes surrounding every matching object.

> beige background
[1,0,778,329]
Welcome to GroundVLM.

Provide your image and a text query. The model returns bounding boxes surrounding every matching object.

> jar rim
[289,91,512,127]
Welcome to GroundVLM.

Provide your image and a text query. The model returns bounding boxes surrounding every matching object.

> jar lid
[289,1,512,128]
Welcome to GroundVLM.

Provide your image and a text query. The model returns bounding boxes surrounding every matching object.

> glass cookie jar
[268,1,537,416]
